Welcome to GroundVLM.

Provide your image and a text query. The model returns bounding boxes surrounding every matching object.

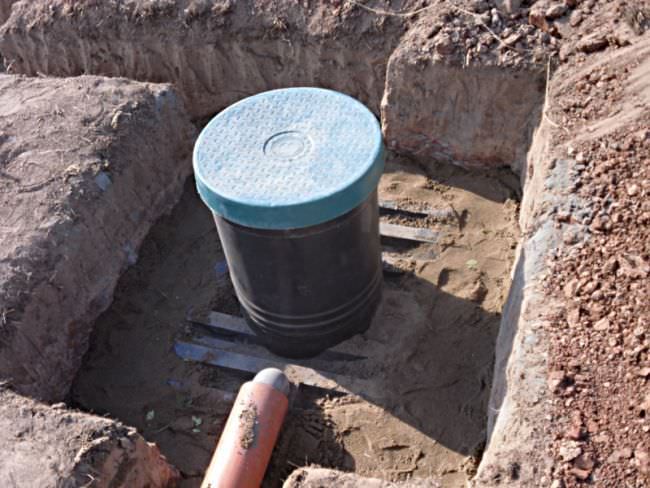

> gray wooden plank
[379,199,457,221]
[175,340,360,393]
[379,222,439,243]
[204,311,250,335]
[192,311,365,361]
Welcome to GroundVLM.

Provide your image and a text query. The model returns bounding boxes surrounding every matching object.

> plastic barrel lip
[193,87,385,230]
[215,191,372,238]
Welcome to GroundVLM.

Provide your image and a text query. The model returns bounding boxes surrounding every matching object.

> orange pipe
[201,368,290,488]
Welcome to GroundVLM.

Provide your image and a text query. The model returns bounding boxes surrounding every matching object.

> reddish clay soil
[539,0,650,486]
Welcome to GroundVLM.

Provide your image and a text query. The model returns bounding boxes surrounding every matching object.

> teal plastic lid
[193,87,384,230]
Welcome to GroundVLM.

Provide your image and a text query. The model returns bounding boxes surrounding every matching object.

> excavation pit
[0,2,573,486]
[71,152,521,486]
[3,1,648,486]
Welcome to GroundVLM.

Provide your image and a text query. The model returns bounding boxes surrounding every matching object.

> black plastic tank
[193,88,384,358]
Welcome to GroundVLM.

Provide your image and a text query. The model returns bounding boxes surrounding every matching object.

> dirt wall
[0,386,178,487]
[0,0,15,25]
[476,33,650,488]
[0,74,195,402]
[381,8,547,174]
[0,0,409,117]
[0,0,548,173]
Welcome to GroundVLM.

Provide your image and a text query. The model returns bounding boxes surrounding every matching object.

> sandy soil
[72,154,519,486]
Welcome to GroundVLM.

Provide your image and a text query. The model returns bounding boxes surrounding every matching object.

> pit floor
[71,154,520,487]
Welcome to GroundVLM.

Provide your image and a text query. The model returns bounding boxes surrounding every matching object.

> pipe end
[253,368,291,396]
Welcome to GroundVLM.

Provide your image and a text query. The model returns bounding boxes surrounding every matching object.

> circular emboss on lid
[263,130,312,161]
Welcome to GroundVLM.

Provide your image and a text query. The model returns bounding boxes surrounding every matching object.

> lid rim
[193,87,384,229]
[196,146,384,230]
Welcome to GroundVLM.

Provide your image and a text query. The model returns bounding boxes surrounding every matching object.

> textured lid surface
[193,87,384,229]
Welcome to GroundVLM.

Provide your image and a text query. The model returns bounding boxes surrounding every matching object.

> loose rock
[546,4,568,20]
[577,34,609,53]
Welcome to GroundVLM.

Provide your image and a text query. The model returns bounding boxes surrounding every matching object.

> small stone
[569,10,583,26]
[569,467,591,480]
[51,402,66,410]
[566,424,583,440]
[504,33,523,46]
[635,450,649,475]
[467,280,487,303]
[548,370,569,392]
[626,184,639,196]
[559,441,582,461]
[594,433,610,443]
[637,367,650,378]
[434,34,455,55]
[529,7,549,31]
[618,254,650,279]
[609,448,633,462]
[550,480,564,488]
[582,281,597,294]
[593,317,610,331]
[546,4,567,19]
[567,307,581,327]
[586,420,599,433]
[564,278,580,297]
[564,230,579,244]
[557,211,571,223]
[635,129,649,141]
[559,43,573,61]
[604,257,619,273]
[574,453,595,471]
[590,216,606,231]
[577,34,609,54]
[633,326,645,338]
[494,0,521,14]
